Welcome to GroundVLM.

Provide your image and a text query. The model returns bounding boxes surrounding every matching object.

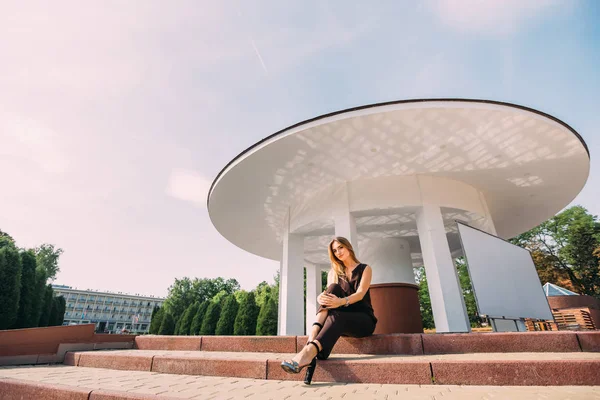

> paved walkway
[1,365,600,399]
[76,349,600,361]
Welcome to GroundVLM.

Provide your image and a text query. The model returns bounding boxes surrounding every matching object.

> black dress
[314,263,377,359]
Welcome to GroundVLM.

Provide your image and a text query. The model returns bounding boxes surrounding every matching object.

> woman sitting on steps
[280,236,378,384]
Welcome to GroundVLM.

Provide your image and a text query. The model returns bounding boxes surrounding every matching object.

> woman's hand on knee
[316,291,327,305]
[319,293,343,309]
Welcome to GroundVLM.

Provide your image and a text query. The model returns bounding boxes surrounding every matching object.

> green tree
[34,244,63,282]
[163,277,240,320]
[211,290,229,305]
[149,307,164,334]
[215,295,238,335]
[55,296,66,326]
[455,258,481,326]
[254,282,272,308]
[0,246,22,330]
[14,250,37,328]
[415,267,434,330]
[158,312,175,335]
[234,291,259,335]
[174,316,183,335]
[150,306,160,326]
[200,301,221,335]
[256,295,278,335]
[30,267,48,328]
[38,284,54,327]
[0,229,16,249]
[190,301,209,335]
[234,290,248,303]
[416,261,481,329]
[49,296,59,326]
[511,205,600,296]
[179,302,199,336]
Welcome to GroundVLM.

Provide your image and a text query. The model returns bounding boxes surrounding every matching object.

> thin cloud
[427,0,566,36]
[165,168,212,207]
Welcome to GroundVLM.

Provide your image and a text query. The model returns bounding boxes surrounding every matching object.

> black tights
[314,283,376,360]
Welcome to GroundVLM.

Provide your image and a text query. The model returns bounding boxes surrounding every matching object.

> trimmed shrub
[174,316,182,335]
[190,302,208,335]
[14,250,36,328]
[30,267,48,328]
[256,295,278,335]
[0,246,22,330]
[55,296,66,326]
[158,312,175,335]
[179,302,199,336]
[149,307,164,334]
[200,302,221,335]
[234,292,259,335]
[38,284,54,327]
[215,295,238,335]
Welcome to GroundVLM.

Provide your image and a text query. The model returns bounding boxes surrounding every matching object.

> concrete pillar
[278,214,305,336]
[478,191,498,235]
[333,183,358,252]
[360,238,415,284]
[305,263,323,334]
[416,204,470,333]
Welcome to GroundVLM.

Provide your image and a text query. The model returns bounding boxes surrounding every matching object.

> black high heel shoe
[303,356,317,385]
[280,341,319,385]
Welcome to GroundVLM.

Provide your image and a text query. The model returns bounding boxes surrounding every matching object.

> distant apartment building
[52,285,165,334]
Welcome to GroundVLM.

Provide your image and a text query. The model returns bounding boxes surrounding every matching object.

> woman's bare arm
[322,265,373,308]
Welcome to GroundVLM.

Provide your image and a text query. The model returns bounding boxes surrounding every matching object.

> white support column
[278,215,305,336]
[305,263,323,334]
[416,204,471,333]
[334,182,358,252]
[478,191,498,236]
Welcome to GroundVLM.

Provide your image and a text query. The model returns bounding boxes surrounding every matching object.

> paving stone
[2,362,600,399]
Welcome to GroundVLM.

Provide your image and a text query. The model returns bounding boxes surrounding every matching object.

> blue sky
[1,1,598,297]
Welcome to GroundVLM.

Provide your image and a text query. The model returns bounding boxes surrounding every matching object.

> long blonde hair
[328,237,360,284]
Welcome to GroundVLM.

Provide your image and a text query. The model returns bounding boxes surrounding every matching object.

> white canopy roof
[208,99,590,262]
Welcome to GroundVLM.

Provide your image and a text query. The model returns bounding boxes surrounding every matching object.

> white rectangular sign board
[457,222,554,321]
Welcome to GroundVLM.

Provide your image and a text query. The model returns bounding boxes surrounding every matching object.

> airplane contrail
[250,38,268,74]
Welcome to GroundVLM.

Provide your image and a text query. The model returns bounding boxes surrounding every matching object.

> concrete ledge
[577,331,600,352]
[201,336,296,353]
[0,324,96,357]
[152,355,266,379]
[422,332,581,354]
[78,352,153,371]
[0,355,40,366]
[134,335,201,351]
[267,359,432,384]
[0,378,91,400]
[92,334,136,344]
[94,342,134,350]
[297,334,423,355]
[0,342,129,366]
[64,351,82,366]
[431,360,600,386]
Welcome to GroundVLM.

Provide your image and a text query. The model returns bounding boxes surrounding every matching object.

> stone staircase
[1,330,600,399]
[60,332,600,386]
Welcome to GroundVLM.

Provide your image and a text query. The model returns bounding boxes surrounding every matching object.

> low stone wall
[0,324,135,366]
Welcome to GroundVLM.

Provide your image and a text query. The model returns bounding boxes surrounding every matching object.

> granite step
[64,349,600,386]
[134,331,600,355]
[3,365,600,400]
